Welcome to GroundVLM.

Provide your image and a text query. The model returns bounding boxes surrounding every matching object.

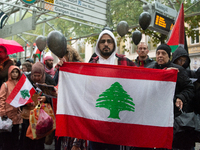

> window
[191,27,199,44]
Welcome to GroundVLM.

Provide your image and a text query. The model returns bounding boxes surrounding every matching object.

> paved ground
[44,142,55,150]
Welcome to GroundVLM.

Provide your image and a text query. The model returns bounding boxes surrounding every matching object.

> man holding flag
[56,29,180,150]
[148,44,194,150]
[87,29,136,150]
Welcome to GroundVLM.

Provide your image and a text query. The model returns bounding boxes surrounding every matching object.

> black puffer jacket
[148,61,194,117]
[172,46,197,78]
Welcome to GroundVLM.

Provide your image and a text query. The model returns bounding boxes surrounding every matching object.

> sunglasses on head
[99,39,113,44]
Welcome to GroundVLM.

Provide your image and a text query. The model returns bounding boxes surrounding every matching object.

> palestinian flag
[56,62,177,149]
[167,3,185,53]
[33,46,42,60]
[6,74,35,108]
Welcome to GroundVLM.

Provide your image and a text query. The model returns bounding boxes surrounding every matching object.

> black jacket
[148,61,194,117]
[134,55,156,68]
[171,46,197,78]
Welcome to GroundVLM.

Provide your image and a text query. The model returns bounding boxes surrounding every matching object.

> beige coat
[0,65,22,124]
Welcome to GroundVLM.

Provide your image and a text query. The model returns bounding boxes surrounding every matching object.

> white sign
[68,0,107,10]
[154,1,177,18]
[55,0,106,18]
[44,0,107,26]
[0,16,35,38]
[54,6,106,25]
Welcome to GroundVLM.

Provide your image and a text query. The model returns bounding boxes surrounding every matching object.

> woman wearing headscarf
[20,62,56,150]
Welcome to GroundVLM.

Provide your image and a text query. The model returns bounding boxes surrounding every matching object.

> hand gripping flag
[6,74,36,108]
[56,62,178,149]
[167,3,185,53]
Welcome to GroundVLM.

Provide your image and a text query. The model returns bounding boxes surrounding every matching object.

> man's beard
[46,62,53,69]
[100,46,114,56]
[140,55,147,59]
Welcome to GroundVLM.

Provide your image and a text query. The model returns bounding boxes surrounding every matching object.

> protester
[20,62,56,150]
[16,59,21,68]
[0,46,14,88]
[53,45,83,150]
[22,62,32,74]
[10,58,17,66]
[0,65,22,150]
[148,44,194,150]
[134,42,155,67]
[44,55,55,78]
[192,67,200,114]
[54,45,83,85]
[25,58,34,65]
[171,46,197,78]
[87,29,136,150]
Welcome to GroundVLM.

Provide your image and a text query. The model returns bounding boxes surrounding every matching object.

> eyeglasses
[99,39,113,44]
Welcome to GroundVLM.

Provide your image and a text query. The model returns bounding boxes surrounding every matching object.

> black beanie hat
[156,44,171,58]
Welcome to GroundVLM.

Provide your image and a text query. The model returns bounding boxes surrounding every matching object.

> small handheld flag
[6,74,36,108]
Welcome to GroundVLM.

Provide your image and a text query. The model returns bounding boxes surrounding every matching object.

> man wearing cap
[44,55,55,78]
[148,44,194,117]
[147,44,194,150]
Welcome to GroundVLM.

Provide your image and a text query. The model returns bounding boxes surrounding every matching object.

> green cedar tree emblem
[20,90,30,99]
[96,82,135,119]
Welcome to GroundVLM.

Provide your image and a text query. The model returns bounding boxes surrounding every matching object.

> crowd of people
[0,29,200,150]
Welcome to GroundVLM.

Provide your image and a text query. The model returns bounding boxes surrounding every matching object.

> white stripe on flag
[57,71,175,127]
[10,77,33,106]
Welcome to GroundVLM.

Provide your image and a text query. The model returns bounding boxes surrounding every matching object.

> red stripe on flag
[56,115,173,149]
[59,62,178,82]
[167,3,184,46]
[6,74,26,104]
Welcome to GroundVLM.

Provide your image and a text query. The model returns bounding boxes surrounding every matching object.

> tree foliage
[5,0,200,52]
[86,0,200,50]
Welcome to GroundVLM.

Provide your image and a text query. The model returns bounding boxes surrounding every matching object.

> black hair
[22,62,32,72]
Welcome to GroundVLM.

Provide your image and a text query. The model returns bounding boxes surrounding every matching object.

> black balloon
[117,21,129,37]
[35,35,46,52]
[47,31,67,58]
[139,12,151,30]
[132,30,142,45]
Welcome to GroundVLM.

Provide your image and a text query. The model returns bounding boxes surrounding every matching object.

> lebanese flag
[56,62,177,149]
[6,74,36,108]
[167,3,185,53]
